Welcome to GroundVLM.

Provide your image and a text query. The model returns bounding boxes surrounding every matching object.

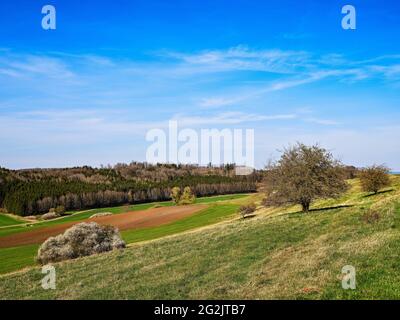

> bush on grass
[41,211,60,220]
[239,203,256,219]
[37,222,125,264]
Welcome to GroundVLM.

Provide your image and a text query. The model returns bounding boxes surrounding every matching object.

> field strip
[0,194,250,230]
[0,209,94,229]
[0,204,207,248]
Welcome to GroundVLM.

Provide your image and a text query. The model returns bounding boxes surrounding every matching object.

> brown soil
[0,204,207,248]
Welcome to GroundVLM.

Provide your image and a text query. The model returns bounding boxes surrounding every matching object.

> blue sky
[0,0,400,169]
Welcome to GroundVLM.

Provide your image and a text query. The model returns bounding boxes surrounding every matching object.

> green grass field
[0,245,39,275]
[194,194,248,204]
[0,194,248,276]
[0,214,24,227]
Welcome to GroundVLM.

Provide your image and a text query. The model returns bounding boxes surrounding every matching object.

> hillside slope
[1,177,400,299]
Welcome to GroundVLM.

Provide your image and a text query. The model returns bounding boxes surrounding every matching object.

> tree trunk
[301,201,310,212]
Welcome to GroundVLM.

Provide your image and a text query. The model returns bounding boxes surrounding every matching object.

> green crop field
[194,194,249,204]
[0,245,39,275]
[0,214,24,227]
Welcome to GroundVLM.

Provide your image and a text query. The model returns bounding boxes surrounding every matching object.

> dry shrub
[170,186,196,205]
[239,203,257,219]
[90,212,113,218]
[37,222,126,264]
[361,210,381,224]
[55,205,66,215]
[359,165,391,194]
[170,187,181,204]
[25,215,39,221]
[179,186,196,205]
[41,211,60,220]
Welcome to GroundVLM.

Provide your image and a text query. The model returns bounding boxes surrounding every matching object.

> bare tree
[263,143,348,212]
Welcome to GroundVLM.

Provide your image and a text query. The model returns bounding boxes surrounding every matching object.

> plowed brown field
[0,204,207,248]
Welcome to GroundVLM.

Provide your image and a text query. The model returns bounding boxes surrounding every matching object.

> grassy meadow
[0,214,24,227]
[0,193,248,275]
[0,178,400,299]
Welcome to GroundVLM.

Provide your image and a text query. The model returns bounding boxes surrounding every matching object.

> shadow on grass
[309,204,354,212]
[362,189,395,198]
[289,204,354,217]
[241,214,257,220]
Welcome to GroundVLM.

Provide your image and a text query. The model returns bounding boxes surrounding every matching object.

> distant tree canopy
[263,143,349,212]
[359,165,391,194]
[0,163,259,216]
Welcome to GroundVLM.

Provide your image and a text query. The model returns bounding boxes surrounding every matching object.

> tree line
[0,164,258,216]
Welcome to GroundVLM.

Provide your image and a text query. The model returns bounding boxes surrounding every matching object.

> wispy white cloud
[255,126,400,170]
[304,117,341,126]
[0,55,75,79]
[164,46,311,75]
[0,68,22,78]
[0,47,399,168]
[369,64,400,79]
[198,97,238,108]
[281,32,312,40]
[172,111,297,126]
[0,109,166,147]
